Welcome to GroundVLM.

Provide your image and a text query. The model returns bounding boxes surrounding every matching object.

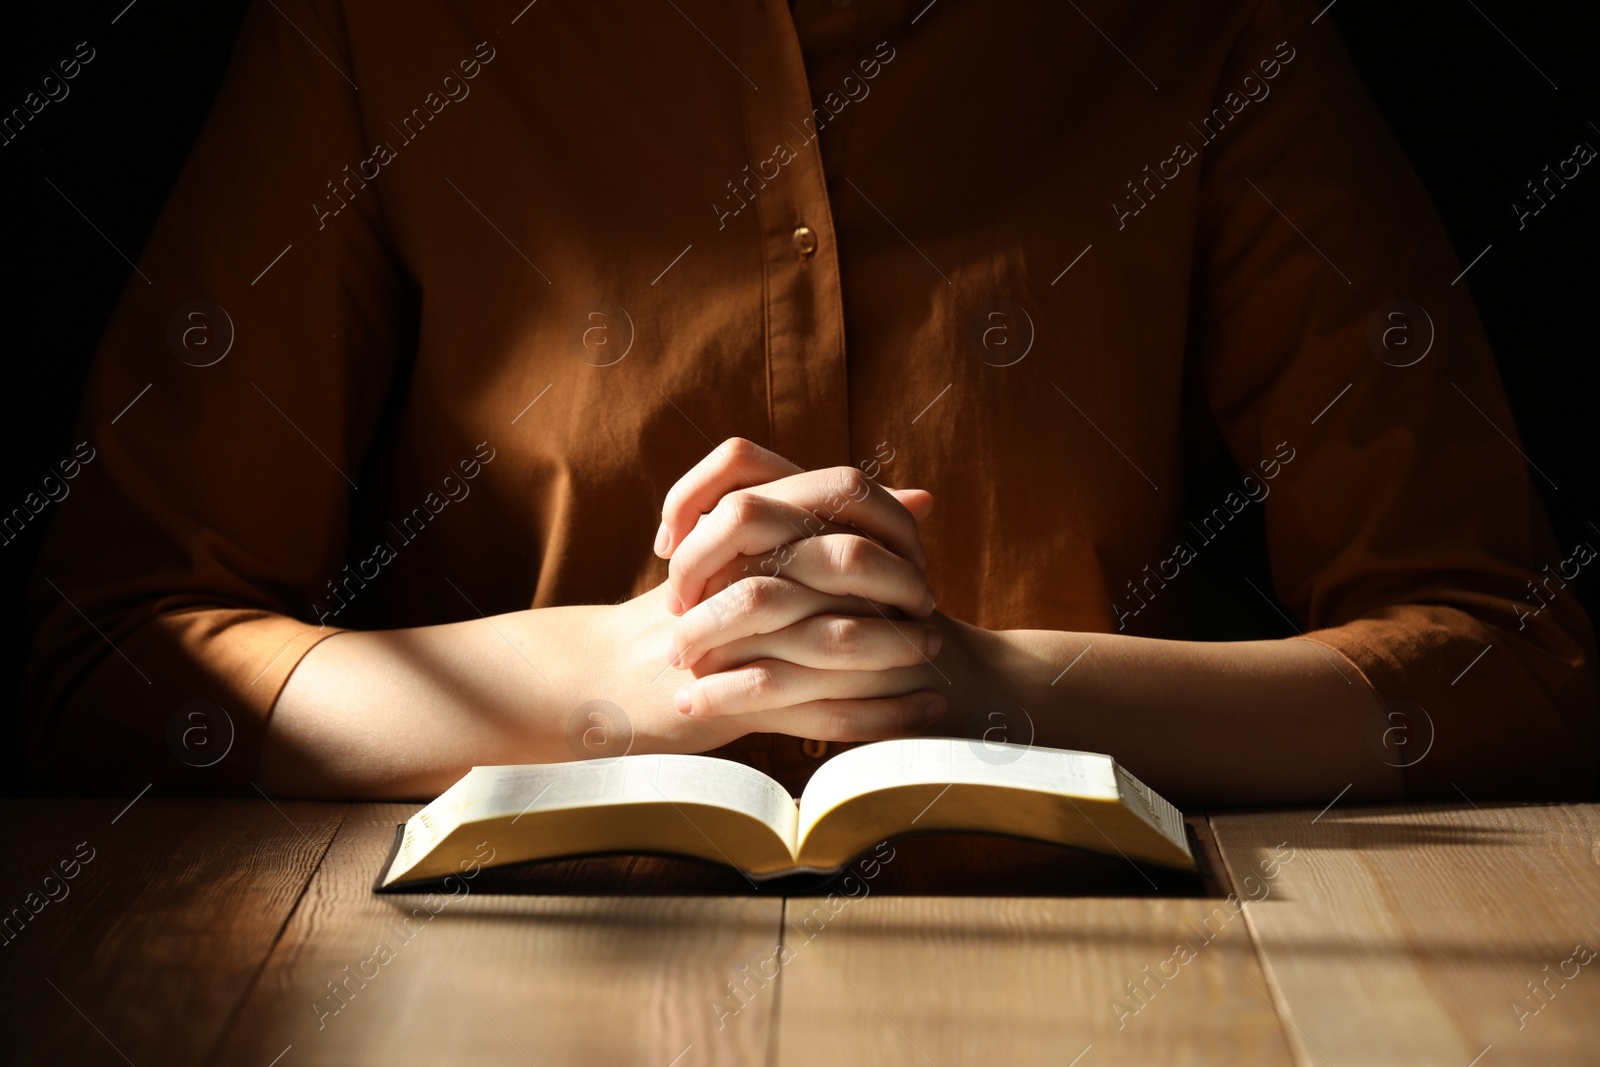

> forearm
[257,573,1403,805]
[941,620,1403,806]
[258,607,604,799]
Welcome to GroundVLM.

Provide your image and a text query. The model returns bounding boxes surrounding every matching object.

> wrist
[923,621,1104,749]
[917,615,1022,733]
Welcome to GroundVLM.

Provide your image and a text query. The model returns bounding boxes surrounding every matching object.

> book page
[796,737,1115,841]
[441,754,799,841]
[792,737,1191,871]
[381,753,802,885]
[1114,761,1187,848]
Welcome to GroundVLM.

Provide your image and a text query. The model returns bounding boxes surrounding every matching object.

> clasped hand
[645,437,950,745]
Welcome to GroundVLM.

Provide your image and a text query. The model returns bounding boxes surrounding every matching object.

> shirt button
[792,225,818,257]
[802,738,829,759]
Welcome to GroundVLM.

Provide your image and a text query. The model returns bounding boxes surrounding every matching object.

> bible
[374,737,1194,890]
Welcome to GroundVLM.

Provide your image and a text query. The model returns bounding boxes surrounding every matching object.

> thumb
[885,487,934,524]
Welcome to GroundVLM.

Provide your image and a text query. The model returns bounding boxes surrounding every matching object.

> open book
[375,738,1193,890]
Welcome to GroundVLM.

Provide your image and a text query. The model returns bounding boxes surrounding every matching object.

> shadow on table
[442,830,1225,899]
[1217,801,1585,850]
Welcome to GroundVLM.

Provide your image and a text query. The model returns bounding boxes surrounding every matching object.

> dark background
[2,2,1597,789]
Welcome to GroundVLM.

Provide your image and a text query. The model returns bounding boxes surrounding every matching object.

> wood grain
[0,797,345,1067]
[771,816,1292,1066]
[1211,803,1600,1067]
[211,804,785,1066]
[13,796,1594,1066]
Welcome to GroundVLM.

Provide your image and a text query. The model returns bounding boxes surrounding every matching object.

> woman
[23,0,1595,803]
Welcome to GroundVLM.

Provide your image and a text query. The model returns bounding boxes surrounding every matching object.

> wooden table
[2,798,1596,1066]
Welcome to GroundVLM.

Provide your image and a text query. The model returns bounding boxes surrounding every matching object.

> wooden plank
[772,815,1294,1066]
[212,803,784,1066]
[1210,803,1600,1067]
[0,797,345,1067]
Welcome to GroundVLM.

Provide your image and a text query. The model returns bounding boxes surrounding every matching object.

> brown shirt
[23,0,1596,798]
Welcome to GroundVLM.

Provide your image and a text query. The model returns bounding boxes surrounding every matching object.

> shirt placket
[730,0,852,475]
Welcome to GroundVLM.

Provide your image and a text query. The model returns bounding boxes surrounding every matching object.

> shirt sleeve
[1188,0,1596,797]
[21,0,411,794]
